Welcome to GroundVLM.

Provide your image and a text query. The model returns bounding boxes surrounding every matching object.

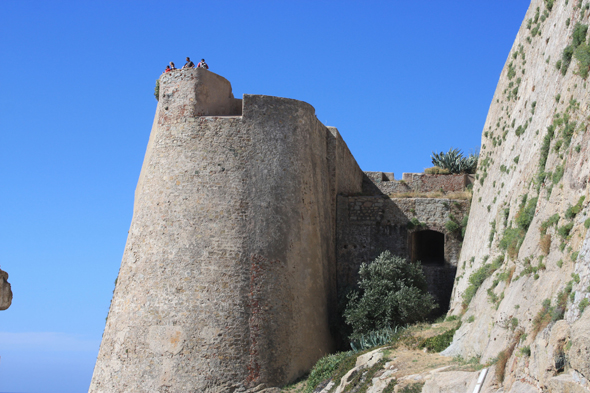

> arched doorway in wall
[409,229,455,318]
[410,229,445,266]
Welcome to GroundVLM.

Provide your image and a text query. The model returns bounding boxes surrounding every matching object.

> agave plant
[431,148,478,174]
[350,326,405,352]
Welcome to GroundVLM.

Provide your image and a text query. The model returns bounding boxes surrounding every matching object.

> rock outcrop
[444,0,590,391]
[0,268,12,310]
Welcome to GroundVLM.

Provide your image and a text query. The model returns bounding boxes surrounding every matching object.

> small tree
[344,251,437,337]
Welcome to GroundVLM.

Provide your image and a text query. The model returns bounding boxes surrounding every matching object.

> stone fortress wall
[90,68,471,392]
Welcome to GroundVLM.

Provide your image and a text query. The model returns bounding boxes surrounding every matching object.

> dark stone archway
[409,230,455,318]
[410,229,445,266]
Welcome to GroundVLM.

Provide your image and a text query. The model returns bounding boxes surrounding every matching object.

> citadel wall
[91,68,471,392]
[336,193,468,316]
[441,0,590,390]
[90,69,364,392]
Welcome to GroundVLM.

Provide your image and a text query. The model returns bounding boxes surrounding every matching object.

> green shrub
[585,218,590,229]
[572,273,580,284]
[532,299,553,338]
[575,44,590,78]
[540,214,560,234]
[431,148,478,174]
[516,197,538,231]
[562,45,575,75]
[573,23,588,48]
[565,196,585,219]
[500,227,525,258]
[350,326,404,352]
[520,346,531,356]
[382,380,397,393]
[344,251,437,337]
[154,79,160,101]
[553,165,565,184]
[467,315,475,323]
[305,351,356,393]
[462,256,504,307]
[558,222,574,238]
[580,298,589,313]
[407,217,425,230]
[545,0,554,11]
[399,383,425,393]
[419,325,459,352]
[445,220,460,233]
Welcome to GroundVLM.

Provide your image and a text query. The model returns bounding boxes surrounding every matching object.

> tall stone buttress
[89,68,364,392]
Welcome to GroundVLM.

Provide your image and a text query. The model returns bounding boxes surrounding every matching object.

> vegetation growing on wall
[560,22,589,76]
[462,255,504,308]
[499,195,538,259]
[431,148,478,174]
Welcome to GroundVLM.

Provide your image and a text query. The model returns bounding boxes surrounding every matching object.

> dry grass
[531,303,552,340]
[496,330,523,384]
[507,266,516,284]
[389,190,472,200]
[424,166,451,175]
[540,234,552,255]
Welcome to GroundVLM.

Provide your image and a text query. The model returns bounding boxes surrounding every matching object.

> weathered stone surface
[337,195,468,316]
[0,268,12,310]
[569,307,590,381]
[158,68,241,116]
[548,374,590,393]
[505,381,539,393]
[362,172,469,195]
[443,0,590,390]
[90,71,365,392]
[421,370,478,393]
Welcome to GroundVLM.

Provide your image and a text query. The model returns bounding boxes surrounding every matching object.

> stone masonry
[90,68,470,392]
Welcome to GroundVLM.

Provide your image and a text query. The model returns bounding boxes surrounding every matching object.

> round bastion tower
[89,68,364,392]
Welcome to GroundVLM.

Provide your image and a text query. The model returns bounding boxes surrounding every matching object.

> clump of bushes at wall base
[418,323,460,352]
[349,326,405,352]
[344,251,437,338]
[304,351,357,393]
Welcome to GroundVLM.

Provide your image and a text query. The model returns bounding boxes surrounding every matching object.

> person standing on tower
[197,59,209,69]
[183,57,195,69]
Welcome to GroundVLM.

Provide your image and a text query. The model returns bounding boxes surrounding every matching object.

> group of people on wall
[164,57,208,73]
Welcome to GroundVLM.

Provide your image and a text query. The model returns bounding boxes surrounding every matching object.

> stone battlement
[158,68,242,117]
[363,171,472,195]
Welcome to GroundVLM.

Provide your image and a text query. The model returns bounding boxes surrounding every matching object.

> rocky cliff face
[445,0,590,391]
[0,268,13,310]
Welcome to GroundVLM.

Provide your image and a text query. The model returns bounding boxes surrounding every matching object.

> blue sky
[0,1,529,392]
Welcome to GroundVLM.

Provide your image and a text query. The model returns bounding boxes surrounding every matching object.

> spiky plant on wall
[431,148,479,174]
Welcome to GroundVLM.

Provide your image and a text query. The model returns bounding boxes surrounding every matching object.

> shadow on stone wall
[336,173,468,330]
